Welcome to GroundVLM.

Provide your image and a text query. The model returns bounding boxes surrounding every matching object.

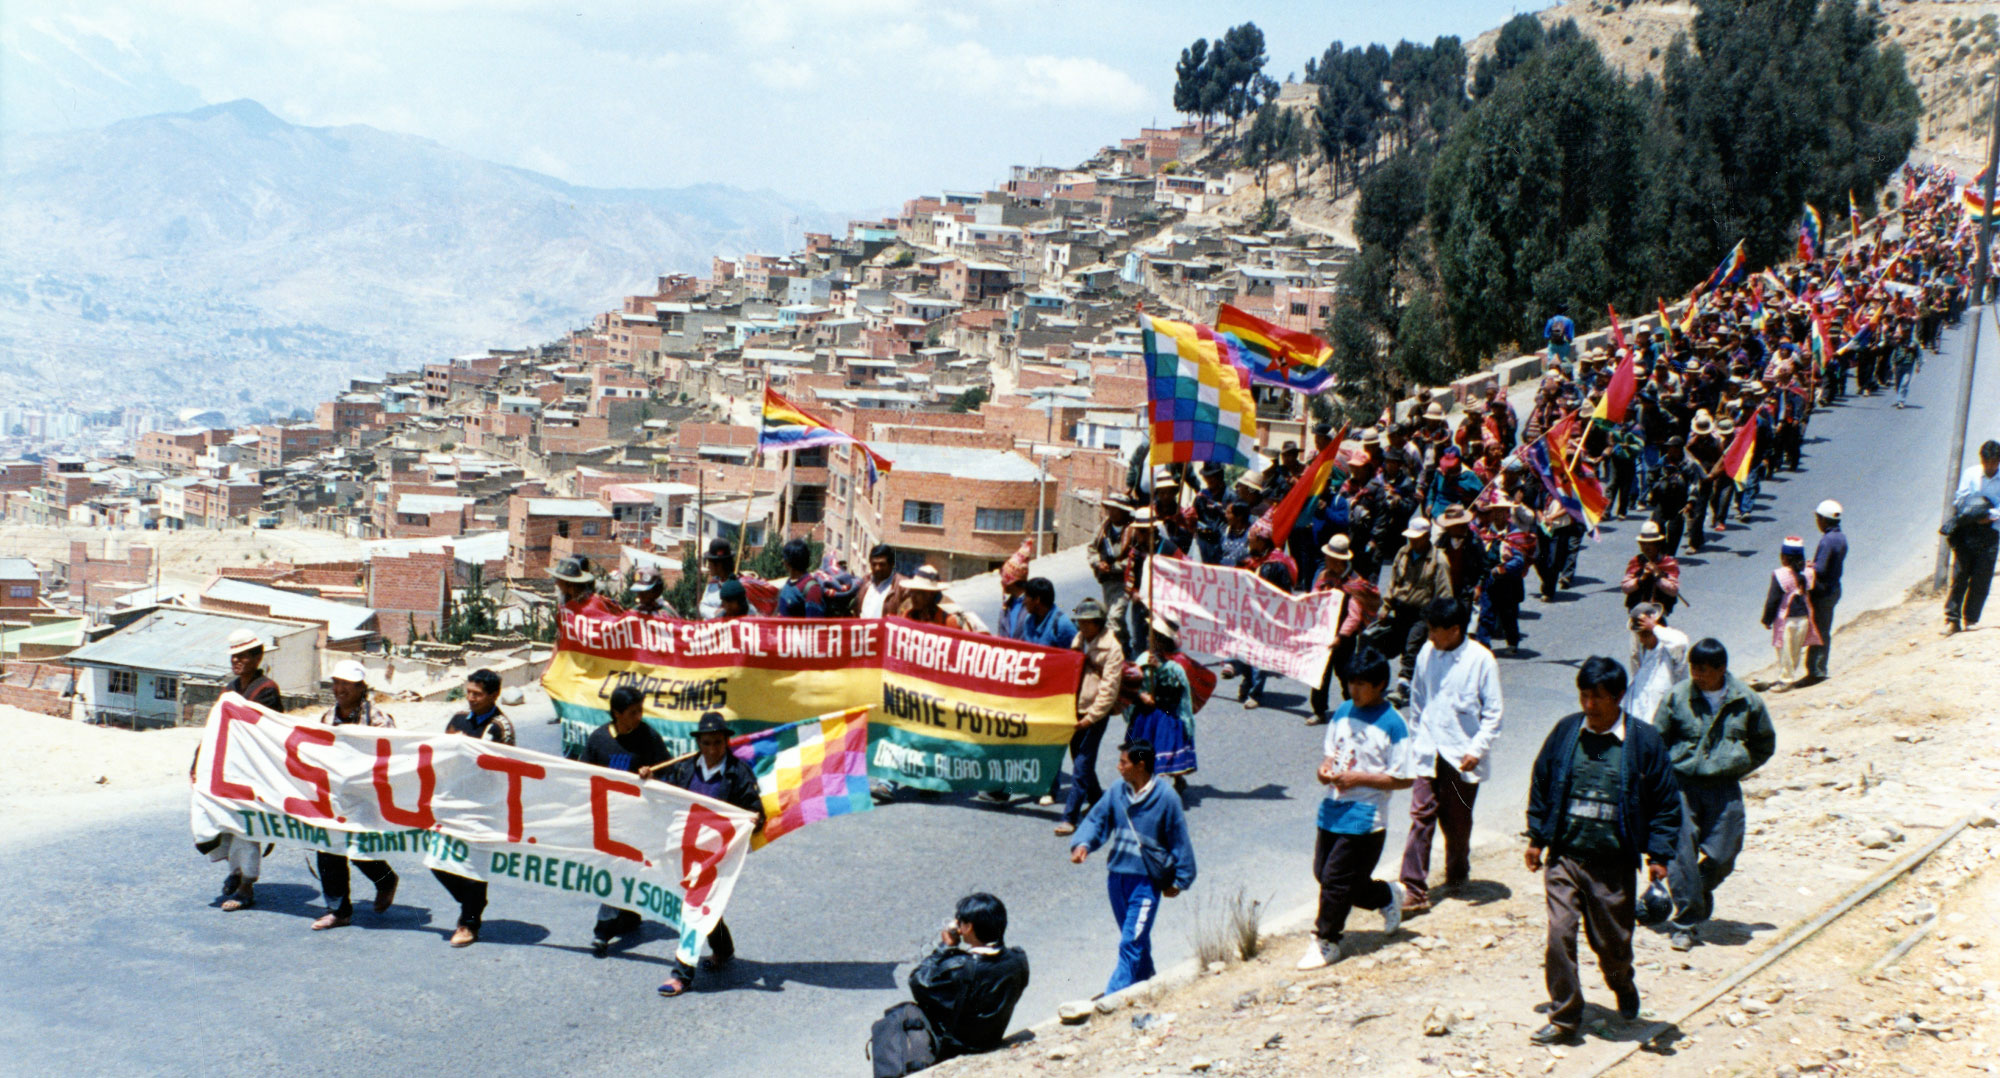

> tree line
[1170,2,1920,418]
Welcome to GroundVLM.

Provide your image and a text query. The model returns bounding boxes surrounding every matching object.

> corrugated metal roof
[202,579,379,642]
[64,608,314,677]
[875,443,1041,481]
[0,557,37,578]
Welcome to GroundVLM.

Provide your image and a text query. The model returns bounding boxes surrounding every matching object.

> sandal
[449,926,478,948]
[219,884,256,912]
[312,911,350,931]
[656,976,689,998]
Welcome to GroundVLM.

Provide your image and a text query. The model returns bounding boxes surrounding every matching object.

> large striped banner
[543,597,1085,795]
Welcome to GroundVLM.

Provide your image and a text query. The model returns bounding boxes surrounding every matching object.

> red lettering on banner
[374,739,438,829]
[590,775,644,862]
[281,726,336,819]
[209,700,262,801]
[477,754,547,842]
[680,803,739,912]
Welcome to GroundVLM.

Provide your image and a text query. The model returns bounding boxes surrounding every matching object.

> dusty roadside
[936,588,2000,1078]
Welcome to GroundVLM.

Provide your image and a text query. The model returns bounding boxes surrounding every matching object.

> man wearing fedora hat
[897,567,966,630]
[1434,506,1485,613]
[1622,521,1683,618]
[197,628,285,912]
[309,660,400,932]
[698,540,740,620]
[1308,535,1381,725]
[550,555,597,606]
[1091,497,1137,653]
[1372,517,1452,705]
[1475,501,1534,653]
[644,711,764,997]
[1057,597,1125,836]
[1356,447,1419,583]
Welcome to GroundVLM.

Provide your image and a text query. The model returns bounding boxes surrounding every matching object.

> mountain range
[0,99,831,420]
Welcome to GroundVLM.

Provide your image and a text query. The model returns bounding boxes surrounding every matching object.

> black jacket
[658,754,765,821]
[908,944,1031,1060]
[1526,713,1682,871]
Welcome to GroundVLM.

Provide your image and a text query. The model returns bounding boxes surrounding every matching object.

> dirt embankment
[937,587,2000,1078]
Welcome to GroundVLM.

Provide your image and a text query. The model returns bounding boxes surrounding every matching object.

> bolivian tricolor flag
[1719,419,1756,486]
[1592,305,1638,425]
[760,386,893,488]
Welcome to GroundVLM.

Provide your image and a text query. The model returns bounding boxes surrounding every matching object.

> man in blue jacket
[1524,657,1681,1045]
[1069,739,1198,996]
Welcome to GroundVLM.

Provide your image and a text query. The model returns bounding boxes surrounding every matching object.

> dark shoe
[591,937,610,958]
[219,882,256,912]
[373,875,399,914]
[1615,986,1641,1020]
[1529,1023,1580,1045]
[700,953,734,973]
[1670,928,1697,952]
[972,790,1013,804]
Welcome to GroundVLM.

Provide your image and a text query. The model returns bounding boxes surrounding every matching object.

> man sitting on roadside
[870,893,1030,1077]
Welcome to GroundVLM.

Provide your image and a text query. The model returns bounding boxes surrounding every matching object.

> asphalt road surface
[3,313,1994,1076]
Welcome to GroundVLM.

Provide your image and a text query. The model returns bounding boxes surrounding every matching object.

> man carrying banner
[1307,535,1380,726]
[552,555,597,607]
[431,667,516,947]
[197,628,284,912]
[644,711,764,997]
[585,685,671,957]
[309,660,400,932]
[1056,598,1124,838]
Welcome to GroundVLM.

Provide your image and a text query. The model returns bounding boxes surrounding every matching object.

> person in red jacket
[1622,521,1683,619]
[1308,535,1382,725]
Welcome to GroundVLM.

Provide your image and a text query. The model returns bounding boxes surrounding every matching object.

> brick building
[137,428,231,472]
[314,395,385,434]
[835,442,1053,578]
[63,541,155,608]
[367,549,453,644]
[251,424,336,468]
[506,496,615,579]
[0,557,39,608]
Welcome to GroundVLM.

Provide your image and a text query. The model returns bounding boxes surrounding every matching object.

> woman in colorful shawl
[1126,614,1197,794]
[1759,536,1821,689]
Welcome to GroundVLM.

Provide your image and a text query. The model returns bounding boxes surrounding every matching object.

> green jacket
[1651,673,1776,783]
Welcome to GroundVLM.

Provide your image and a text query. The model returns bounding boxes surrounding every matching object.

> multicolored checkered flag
[1142,313,1262,469]
[729,707,873,850]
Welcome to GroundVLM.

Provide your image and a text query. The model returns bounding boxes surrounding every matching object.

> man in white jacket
[1623,602,1689,724]
[1397,597,1503,914]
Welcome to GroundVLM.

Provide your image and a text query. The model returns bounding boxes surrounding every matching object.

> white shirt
[698,581,723,620]
[1956,464,2000,534]
[1624,626,1690,724]
[859,576,896,619]
[1408,637,1505,782]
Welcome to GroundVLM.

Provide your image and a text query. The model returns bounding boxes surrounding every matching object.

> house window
[108,670,136,695]
[1290,302,1309,316]
[902,500,945,526]
[973,508,1026,533]
[7,584,31,598]
[582,521,600,537]
[154,676,179,700]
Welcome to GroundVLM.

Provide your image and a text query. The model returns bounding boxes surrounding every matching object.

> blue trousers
[1062,719,1109,825]
[1227,659,1268,702]
[1105,872,1161,994]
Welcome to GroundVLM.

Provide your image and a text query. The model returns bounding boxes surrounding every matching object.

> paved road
[3,314,1994,1075]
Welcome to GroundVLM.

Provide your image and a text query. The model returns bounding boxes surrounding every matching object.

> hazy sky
[3,0,1540,213]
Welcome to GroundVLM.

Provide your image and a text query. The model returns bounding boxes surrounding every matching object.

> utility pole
[1935,62,2000,589]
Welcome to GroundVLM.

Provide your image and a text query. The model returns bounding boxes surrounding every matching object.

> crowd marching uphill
[187,162,1998,1068]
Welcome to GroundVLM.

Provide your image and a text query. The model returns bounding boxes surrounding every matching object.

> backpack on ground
[867,1001,938,1077]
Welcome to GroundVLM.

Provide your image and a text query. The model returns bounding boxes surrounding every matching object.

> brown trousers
[1544,853,1637,1031]
[1399,757,1479,903]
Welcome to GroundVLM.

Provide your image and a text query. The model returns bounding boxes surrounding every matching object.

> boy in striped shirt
[1299,646,1418,970]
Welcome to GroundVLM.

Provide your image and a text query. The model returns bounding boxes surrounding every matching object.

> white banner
[1144,558,1346,686]
[189,694,754,945]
